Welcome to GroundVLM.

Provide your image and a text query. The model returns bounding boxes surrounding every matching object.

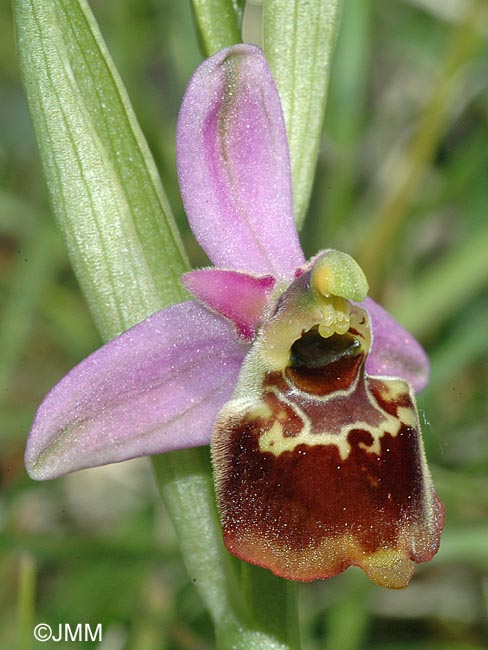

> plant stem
[152,448,301,649]
[240,563,300,648]
[17,554,36,650]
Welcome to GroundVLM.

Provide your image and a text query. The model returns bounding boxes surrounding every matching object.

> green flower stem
[17,554,36,650]
[191,0,243,57]
[152,449,249,649]
[240,563,300,649]
[324,571,371,650]
[153,449,299,650]
[13,0,299,646]
[263,0,344,229]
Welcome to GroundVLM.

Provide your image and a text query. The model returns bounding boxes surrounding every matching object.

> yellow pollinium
[311,250,369,338]
[317,296,351,338]
[257,250,369,369]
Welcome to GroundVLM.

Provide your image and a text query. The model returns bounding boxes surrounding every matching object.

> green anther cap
[311,250,369,302]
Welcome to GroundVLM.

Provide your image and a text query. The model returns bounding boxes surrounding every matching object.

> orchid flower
[25,44,444,589]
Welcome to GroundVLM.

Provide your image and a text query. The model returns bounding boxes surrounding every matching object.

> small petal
[363,298,430,392]
[176,44,305,278]
[182,268,276,340]
[26,302,249,480]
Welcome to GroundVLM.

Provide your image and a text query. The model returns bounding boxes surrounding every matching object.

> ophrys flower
[26,44,444,589]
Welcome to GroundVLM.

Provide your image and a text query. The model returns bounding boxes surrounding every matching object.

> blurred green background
[1,0,487,648]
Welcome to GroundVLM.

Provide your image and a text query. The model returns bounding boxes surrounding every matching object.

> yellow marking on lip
[257,378,412,460]
[397,406,416,428]
[258,411,402,460]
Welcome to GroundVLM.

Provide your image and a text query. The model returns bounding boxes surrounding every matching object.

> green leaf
[263,0,344,229]
[191,0,243,57]
[13,2,299,647]
[12,0,189,342]
[320,0,371,240]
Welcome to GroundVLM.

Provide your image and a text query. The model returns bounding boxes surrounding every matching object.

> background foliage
[1,0,487,648]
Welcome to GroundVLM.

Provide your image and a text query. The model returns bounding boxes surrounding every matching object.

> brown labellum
[212,311,444,589]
